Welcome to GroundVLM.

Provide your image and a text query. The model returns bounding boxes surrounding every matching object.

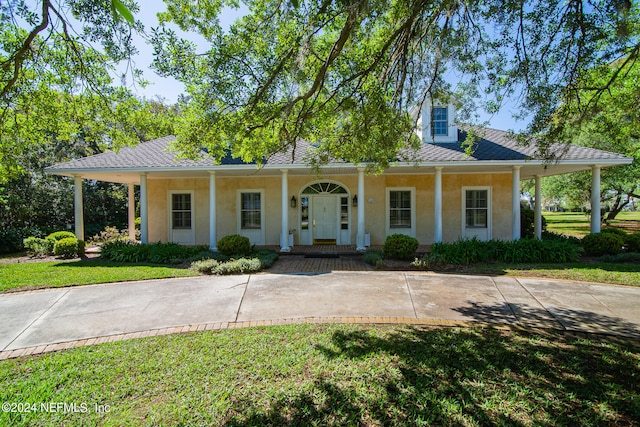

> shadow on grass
[223,327,640,426]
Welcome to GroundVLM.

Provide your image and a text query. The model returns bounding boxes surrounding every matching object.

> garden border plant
[99,240,278,275]
[413,235,582,268]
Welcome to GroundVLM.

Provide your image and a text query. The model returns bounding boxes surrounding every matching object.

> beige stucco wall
[146,171,515,246]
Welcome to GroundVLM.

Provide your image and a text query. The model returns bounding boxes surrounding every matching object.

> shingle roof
[45,127,628,173]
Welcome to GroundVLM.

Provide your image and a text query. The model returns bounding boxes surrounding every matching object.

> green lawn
[465,262,640,287]
[1,324,638,426]
[0,259,196,293]
[543,211,640,238]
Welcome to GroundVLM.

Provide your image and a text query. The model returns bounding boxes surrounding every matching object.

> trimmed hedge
[46,231,76,243]
[416,237,581,266]
[217,234,252,256]
[624,233,640,253]
[100,241,210,264]
[53,237,85,258]
[582,232,624,257]
[383,234,419,260]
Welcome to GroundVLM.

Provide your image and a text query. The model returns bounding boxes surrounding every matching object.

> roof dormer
[417,99,458,144]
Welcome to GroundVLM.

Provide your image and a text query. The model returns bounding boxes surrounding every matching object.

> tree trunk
[606,194,630,220]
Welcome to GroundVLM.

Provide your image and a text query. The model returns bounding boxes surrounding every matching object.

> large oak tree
[151,0,639,167]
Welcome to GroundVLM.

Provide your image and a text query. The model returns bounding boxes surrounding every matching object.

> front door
[313,195,337,243]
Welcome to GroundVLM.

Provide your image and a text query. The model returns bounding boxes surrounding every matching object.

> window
[389,191,412,228]
[171,193,192,229]
[386,188,416,237]
[465,190,488,228]
[340,196,349,230]
[241,192,261,229]
[301,196,309,230]
[432,106,448,136]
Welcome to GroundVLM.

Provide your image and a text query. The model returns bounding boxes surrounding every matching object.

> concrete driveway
[1,271,639,359]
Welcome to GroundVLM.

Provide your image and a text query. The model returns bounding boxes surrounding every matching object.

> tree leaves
[111,0,135,25]
[154,0,640,167]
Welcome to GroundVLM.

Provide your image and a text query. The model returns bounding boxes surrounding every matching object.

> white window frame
[420,102,458,143]
[236,189,265,244]
[168,190,195,245]
[461,186,492,239]
[386,187,416,237]
[431,106,448,136]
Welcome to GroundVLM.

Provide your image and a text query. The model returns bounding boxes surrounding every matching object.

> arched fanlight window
[301,182,348,194]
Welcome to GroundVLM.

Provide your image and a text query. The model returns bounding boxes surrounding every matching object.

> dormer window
[432,106,448,136]
[418,100,457,143]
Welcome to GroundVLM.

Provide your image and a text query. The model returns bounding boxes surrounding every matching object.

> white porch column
[209,172,217,251]
[128,183,136,241]
[434,167,443,243]
[139,173,148,244]
[73,175,84,241]
[591,165,601,233]
[280,169,291,252]
[512,166,521,240]
[356,167,366,251]
[534,175,542,239]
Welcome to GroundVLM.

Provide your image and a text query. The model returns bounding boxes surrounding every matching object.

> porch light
[352,195,358,207]
[290,196,297,208]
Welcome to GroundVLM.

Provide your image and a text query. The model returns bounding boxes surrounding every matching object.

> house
[45,102,632,251]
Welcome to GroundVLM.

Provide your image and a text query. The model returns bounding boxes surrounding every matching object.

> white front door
[169,191,195,245]
[313,195,337,242]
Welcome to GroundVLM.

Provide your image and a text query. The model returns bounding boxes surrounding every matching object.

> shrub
[23,237,53,257]
[100,240,211,264]
[624,233,640,253]
[383,234,419,260]
[600,252,640,263]
[363,249,384,266]
[190,258,220,274]
[90,226,129,244]
[100,239,138,261]
[541,231,582,246]
[147,243,209,264]
[427,238,496,265]
[582,233,624,257]
[215,258,262,274]
[600,227,627,237]
[191,257,262,275]
[520,208,547,238]
[217,234,252,256]
[190,249,278,275]
[419,237,580,267]
[0,228,27,254]
[254,249,279,268]
[2,227,58,254]
[46,231,76,242]
[53,237,85,258]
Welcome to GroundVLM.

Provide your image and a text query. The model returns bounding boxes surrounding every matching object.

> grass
[544,211,640,238]
[0,259,196,293]
[463,262,640,286]
[0,324,638,426]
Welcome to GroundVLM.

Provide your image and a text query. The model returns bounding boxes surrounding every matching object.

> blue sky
[128,3,529,132]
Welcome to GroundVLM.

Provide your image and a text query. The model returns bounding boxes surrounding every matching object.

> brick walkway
[267,255,374,273]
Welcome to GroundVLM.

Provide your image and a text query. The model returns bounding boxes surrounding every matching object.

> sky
[124,3,529,132]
